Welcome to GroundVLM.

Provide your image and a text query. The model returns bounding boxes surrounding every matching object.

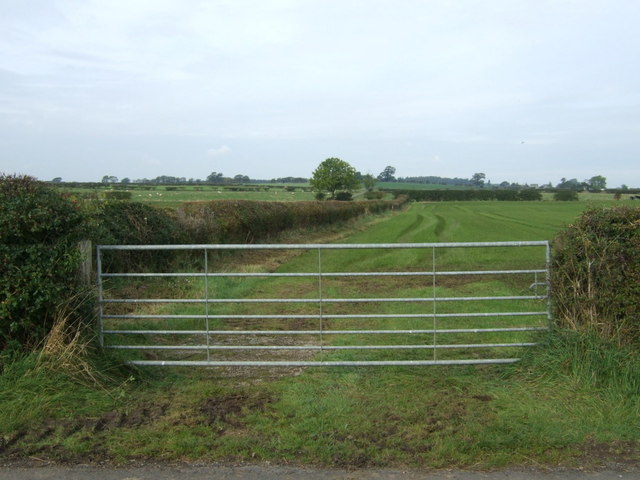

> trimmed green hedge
[386,189,542,202]
[0,175,87,353]
[175,198,404,244]
[551,206,640,346]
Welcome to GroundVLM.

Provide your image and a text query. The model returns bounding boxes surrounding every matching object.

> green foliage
[309,158,360,199]
[554,190,579,201]
[551,206,640,346]
[0,175,86,353]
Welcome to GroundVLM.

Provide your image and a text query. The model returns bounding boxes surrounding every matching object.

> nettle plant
[0,175,87,353]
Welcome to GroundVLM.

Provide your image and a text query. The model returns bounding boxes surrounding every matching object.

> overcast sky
[1,0,638,186]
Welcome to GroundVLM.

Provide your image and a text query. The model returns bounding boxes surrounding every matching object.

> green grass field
[1,200,638,468]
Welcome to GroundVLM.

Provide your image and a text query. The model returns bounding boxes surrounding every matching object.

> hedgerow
[387,189,542,201]
[0,175,87,353]
[175,198,405,244]
[88,201,188,272]
[551,206,640,346]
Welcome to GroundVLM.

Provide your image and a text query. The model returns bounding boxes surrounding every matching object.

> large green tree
[471,172,486,187]
[377,166,396,182]
[310,158,360,199]
[587,175,607,191]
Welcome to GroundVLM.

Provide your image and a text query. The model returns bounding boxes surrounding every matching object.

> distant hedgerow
[388,189,542,201]
[554,190,579,201]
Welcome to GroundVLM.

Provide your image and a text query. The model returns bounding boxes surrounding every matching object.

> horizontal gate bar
[102,295,546,304]
[100,269,547,278]
[106,342,537,351]
[98,241,549,250]
[103,311,548,320]
[125,358,522,366]
[104,327,547,335]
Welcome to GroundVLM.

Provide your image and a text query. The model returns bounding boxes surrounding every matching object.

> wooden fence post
[78,240,93,285]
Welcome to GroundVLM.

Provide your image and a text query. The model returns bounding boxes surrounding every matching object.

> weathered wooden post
[78,240,93,286]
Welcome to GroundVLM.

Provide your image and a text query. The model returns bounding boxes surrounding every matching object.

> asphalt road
[0,464,636,480]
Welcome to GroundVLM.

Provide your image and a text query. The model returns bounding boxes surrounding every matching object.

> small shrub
[554,190,579,201]
[551,206,640,346]
[315,192,326,201]
[334,191,353,201]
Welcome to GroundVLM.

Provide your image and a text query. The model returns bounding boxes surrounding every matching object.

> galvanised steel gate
[97,242,551,367]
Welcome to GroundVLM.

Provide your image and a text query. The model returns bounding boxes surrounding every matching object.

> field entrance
[97,241,550,367]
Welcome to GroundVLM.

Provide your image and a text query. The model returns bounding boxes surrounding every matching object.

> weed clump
[551,205,640,346]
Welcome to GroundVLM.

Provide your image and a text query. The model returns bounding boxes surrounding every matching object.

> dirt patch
[580,439,640,469]
[471,394,493,402]
[0,401,169,462]
[200,392,273,429]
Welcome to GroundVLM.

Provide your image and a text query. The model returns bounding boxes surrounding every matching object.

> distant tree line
[96,173,310,185]
[71,167,622,192]
[555,175,607,191]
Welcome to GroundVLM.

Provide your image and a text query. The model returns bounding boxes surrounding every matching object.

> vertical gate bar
[318,248,324,351]
[545,241,552,328]
[204,248,210,362]
[96,246,104,348]
[432,246,437,361]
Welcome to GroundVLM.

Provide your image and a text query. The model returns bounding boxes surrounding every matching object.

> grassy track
[1,201,638,468]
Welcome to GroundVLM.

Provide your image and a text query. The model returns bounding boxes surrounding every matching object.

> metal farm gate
[97,242,551,367]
